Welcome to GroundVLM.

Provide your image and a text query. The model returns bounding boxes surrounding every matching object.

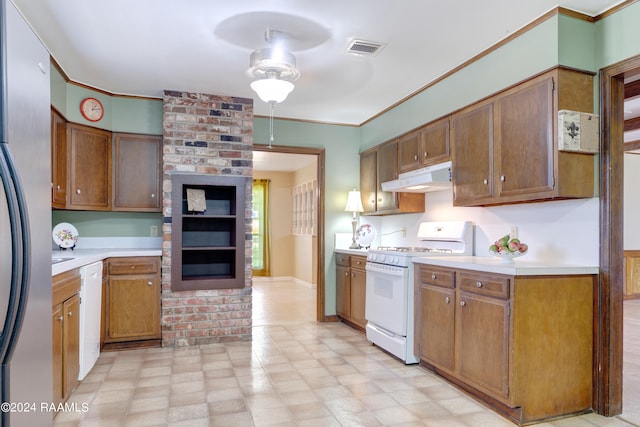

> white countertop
[334,248,370,256]
[52,248,162,276]
[413,255,599,276]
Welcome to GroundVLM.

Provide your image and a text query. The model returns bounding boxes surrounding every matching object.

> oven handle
[365,262,407,278]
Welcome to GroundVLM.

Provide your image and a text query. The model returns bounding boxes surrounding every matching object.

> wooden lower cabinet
[52,269,81,408]
[415,264,594,424]
[624,251,640,298]
[335,253,367,331]
[103,257,161,349]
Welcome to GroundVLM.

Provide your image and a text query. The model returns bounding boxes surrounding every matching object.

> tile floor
[53,280,640,427]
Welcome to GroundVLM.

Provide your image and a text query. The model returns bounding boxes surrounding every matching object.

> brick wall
[162,90,253,347]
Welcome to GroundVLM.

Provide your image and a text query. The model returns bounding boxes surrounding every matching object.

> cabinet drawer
[336,253,350,267]
[108,257,159,275]
[458,272,509,299]
[416,265,454,289]
[52,269,81,307]
[350,255,367,270]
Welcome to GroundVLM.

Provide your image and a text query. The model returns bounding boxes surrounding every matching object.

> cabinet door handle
[483,179,488,185]
[431,273,437,280]
[345,272,349,277]
[460,301,466,307]
[424,151,428,158]
[500,175,506,182]
[56,184,61,190]
[57,316,63,321]
[67,311,73,317]
[414,154,418,161]
[76,189,81,194]
[445,296,450,304]
[147,281,153,286]
[476,281,483,288]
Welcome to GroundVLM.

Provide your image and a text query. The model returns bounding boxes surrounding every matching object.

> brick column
[161,90,253,347]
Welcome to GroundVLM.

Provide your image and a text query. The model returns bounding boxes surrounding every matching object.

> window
[252,179,270,276]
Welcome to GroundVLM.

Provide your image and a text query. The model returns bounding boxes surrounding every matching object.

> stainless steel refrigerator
[0,0,52,426]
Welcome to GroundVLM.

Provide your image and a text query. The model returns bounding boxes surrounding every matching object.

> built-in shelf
[171,174,247,290]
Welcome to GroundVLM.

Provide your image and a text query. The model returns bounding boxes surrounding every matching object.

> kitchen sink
[51,257,74,265]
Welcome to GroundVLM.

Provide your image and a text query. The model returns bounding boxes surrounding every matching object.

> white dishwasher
[78,261,103,380]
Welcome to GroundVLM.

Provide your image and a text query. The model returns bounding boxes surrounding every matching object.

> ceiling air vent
[346,38,386,57]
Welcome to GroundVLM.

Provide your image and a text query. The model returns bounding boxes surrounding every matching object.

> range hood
[381,161,452,193]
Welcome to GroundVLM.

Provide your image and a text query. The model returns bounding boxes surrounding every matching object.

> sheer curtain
[252,179,270,276]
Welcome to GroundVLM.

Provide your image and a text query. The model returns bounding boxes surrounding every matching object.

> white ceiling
[12,0,626,126]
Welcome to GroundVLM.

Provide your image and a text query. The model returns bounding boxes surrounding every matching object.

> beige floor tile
[53,280,640,427]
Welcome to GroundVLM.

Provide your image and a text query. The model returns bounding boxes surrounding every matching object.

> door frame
[597,54,640,415]
[253,144,326,322]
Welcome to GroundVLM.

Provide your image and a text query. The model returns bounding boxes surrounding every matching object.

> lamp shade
[250,78,295,103]
[344,190,364,213]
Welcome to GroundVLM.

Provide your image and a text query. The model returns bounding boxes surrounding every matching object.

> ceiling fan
[248,29,301,147]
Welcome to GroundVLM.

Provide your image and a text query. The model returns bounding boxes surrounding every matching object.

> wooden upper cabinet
[494,75,555,199]
[113,133,162,212]
[360,140,424,215]
[451,100,494,205]
[398,117,450,174]
[360,150,378,214]
[51,109,68,208]
[376,140,399,212]
[452,67,595,207]
[67,123,112,210]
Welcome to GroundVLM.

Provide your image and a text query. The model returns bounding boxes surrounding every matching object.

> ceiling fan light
[250,78,295,103]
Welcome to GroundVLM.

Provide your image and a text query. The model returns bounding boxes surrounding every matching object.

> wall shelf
[171,174,247,290]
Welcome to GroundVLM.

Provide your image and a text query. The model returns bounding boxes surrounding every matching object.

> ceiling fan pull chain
[269,101,275,149]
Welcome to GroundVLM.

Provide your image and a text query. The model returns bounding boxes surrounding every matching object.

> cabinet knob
[424,151,428,158]
[500,175,506,182]
[57,316,63,321]
[68,311,73,316]
[445,296,450,304]
[147,281,153,286]
[351,273,356,278]
[460,301,466,307]
[414,154,418,161]
[431,273,437,280]
[151,193,155,198]
[345,272,349,277]
[476,281,483,288]
[378,198,382,202]
[76,189,81,194]
[56,185,61,191]
[483,179,488,185]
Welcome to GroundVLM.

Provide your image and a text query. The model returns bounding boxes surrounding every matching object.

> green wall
[52,211,161,238]
[50,66,164,242]
[596,2,640,68]
[48,4,640,316]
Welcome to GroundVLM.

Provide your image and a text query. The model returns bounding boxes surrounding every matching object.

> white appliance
[380,161,452,193]
[365,221,473,364]
[79,261,103,380]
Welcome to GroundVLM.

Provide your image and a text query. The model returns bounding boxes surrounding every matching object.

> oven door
[365,261,409,337]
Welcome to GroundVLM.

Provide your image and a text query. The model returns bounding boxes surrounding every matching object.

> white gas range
[365,221,473,364]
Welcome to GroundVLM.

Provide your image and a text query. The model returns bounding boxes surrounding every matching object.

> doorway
[252,144,326,323]
[598,55,640,417]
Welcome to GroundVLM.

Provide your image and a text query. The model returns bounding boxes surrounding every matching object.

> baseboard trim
[252,276,316,289]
